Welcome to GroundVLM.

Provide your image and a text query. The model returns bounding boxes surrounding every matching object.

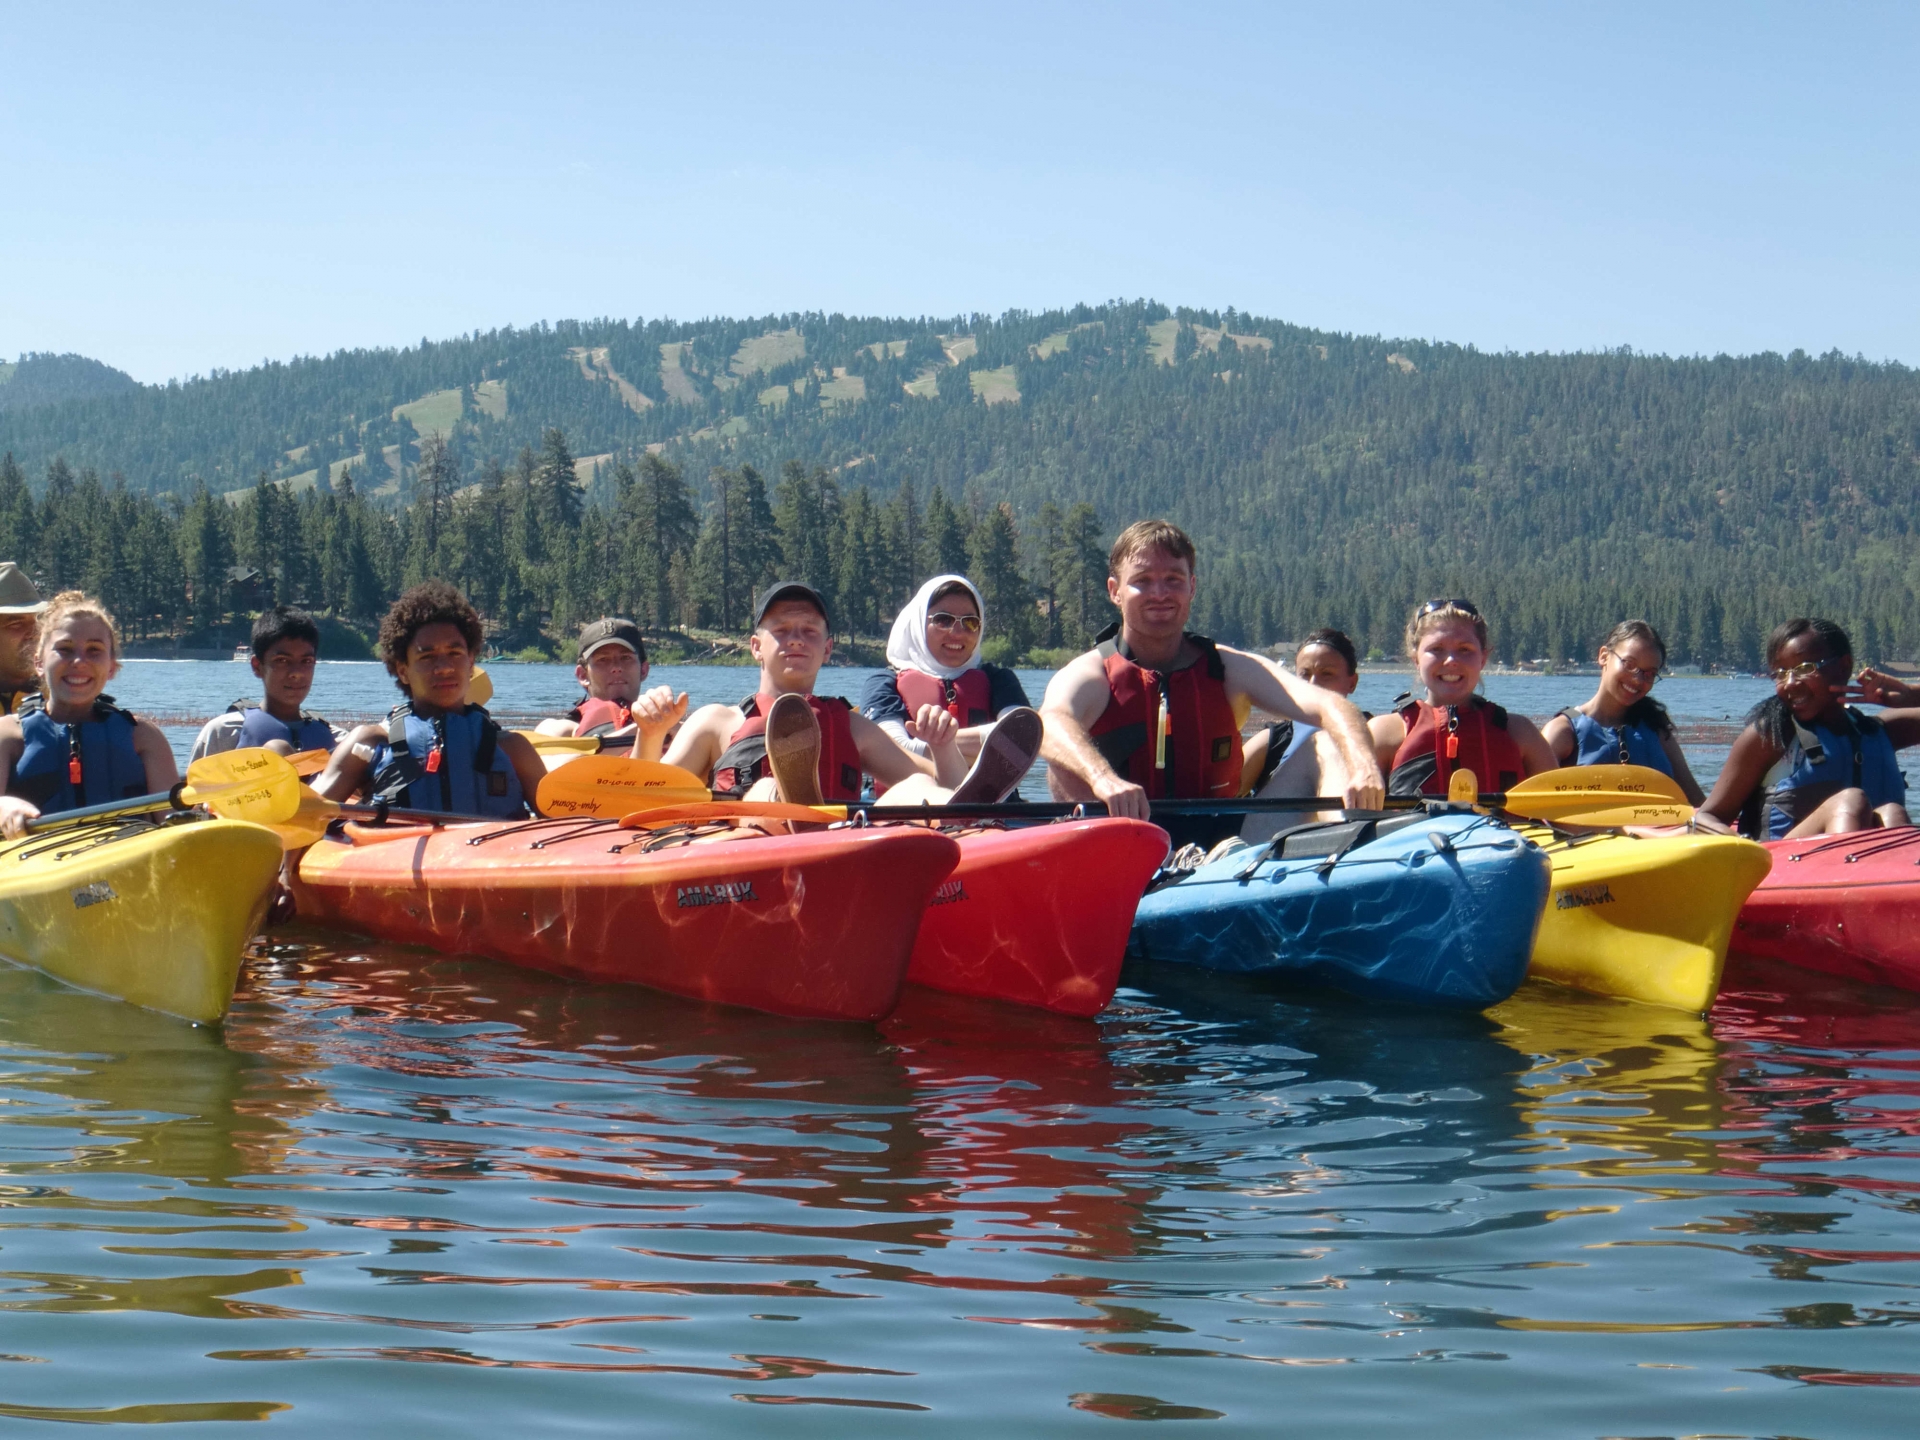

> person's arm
[131,719,180,792]
[659,704,732,782]
[1658,730,1707,806]
[1503,714,1560,779]
[534,717,577,737]
[625,686,691,763]
[1038,651,1149,819]
[1368,712,1407,775]
[1539,712,1576,764]
[189,713,242,763]
[312,723,383,803]
[497,731,551,813]
[0,719,34,839]
[1698,724,1783,829]
[1877,709,1920,749]
[1225,650,1383,810]
[850,708,962,787]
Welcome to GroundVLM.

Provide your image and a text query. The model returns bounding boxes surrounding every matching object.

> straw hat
[0,564,46,616]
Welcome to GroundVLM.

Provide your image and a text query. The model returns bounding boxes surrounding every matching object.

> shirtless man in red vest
[631,582,1042,806]
[1040,520,1384,849]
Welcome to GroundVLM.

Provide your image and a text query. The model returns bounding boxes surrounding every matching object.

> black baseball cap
[752,582,831,628]
[577,616,646,663]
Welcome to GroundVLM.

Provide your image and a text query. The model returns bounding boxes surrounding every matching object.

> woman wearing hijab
[860,574,1036,761]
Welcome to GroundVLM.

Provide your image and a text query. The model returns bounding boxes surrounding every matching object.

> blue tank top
[370,704,527,819]
[9,697,150,814]
[1561,708,1675,776]
[1763,708,1907,839]
[231,702,336,753]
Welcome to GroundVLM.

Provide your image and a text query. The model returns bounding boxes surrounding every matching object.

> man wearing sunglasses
[1039,519,1383,849]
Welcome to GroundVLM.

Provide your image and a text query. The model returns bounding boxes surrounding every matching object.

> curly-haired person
[313,581,545,817]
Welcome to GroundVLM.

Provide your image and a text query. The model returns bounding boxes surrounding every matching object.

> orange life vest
[1088,629,1243,801]
[571,697,632,736]
[712,693,863,801]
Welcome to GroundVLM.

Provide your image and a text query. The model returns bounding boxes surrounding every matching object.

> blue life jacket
[1559,707,1675,777]
[228,700,336,753]
[8,694,150,814]
[1763,707,1907,839]
[369,703,527,818]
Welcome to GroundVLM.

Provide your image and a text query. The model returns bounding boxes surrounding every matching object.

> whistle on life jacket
[1444,707,1460,761]
[68,754,82,786]
[425,746,443,774]
[1154,687,1171,770]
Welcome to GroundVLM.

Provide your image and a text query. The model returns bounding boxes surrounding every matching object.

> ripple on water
[0,935,1912,1432]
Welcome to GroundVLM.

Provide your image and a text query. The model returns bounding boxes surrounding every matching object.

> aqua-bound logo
[1555,883,1615,911]
[676,881,757,908]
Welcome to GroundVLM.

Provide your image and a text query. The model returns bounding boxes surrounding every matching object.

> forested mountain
[0,353,137,414]
[2,302,1918,667]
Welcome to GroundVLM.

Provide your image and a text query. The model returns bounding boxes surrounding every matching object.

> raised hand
[1850,667,1920,708]
[906,703,960,752]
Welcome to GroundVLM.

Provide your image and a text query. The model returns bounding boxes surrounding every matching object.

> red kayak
[906,819,1169,1016]
[1731,827,1920,992]
[293,816,960,1021]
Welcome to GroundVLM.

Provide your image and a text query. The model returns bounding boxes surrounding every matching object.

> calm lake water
[0,662,1912,1433]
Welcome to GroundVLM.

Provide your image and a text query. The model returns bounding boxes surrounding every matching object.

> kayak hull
[906,819,1169,1016]
[1518,824,1773,1013]
[293,818,961,1021]
[1731,827,1920,991]
[1127,812,1550,1008]
[0,816,282,1024]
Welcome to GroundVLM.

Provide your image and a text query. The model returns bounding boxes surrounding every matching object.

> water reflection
[0,932,1910,1430]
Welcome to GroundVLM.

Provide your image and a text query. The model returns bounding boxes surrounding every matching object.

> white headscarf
[886,574,985,680]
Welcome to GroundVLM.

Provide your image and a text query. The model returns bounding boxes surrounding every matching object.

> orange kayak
[906,819,1169,1016]
[292,816,960,1021]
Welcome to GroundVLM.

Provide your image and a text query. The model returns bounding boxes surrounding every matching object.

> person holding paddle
[1539,620,1706,804]
[634,582,1043,807]
[1698,618,1919,838]
[0,591,179,838]
[1369,599,1558,796]
[190,606,339,763]
[1040,521,1382,850]
[313,581,546,818]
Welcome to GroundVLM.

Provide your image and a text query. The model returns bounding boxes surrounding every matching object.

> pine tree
[968,503,1034,656]
[536,428,581,530]
[924,485,971,577]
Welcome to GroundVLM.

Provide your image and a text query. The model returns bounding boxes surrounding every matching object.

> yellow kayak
[0,815,283,1024]
[1515,822,1772,1013]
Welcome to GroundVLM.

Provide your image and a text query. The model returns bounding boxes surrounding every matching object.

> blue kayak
[1128,810,1550,1008]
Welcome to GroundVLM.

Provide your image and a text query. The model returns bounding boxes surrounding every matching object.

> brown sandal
[763,693,824,806]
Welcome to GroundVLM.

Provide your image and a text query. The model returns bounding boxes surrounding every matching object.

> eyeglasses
[1771,657,1846,686]
[1604,649,1661,685]
[928,612,982,634]
[1416,598,1481,620]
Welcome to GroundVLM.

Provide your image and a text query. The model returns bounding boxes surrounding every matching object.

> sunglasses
[928,611,982,634]
[1416,598,1481,620]
[1770,656,1848,686]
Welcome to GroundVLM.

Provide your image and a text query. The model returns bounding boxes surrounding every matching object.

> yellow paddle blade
[1447,767,1479,804]
[1510,763,1689,805]
[466,664,493,708]
[267,785,338,849]
[535,755,710,818]
[516,730,601,754]
[1515,797,1696,827]
[619,800,845,829]
[287,748,330,777]
[181,749,304,825]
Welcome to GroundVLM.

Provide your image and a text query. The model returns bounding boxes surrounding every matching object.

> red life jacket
[1088,630,1243,801]
[1388,696,1525,797]
[712,693,864,801]
[571,697,632,736]
[893,667,995,726]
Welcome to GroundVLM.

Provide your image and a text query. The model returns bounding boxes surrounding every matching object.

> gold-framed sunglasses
[928,611,982,634]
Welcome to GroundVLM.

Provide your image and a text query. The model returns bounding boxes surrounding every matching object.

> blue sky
[4,3,1915,382]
